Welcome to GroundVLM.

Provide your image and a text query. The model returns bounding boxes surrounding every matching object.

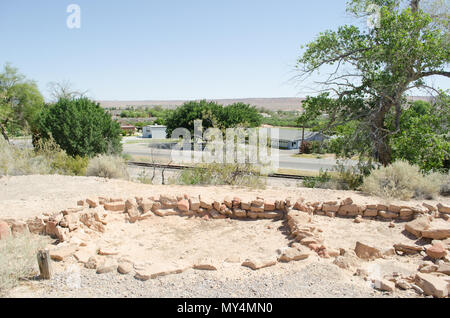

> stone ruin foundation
[1,194,450,297]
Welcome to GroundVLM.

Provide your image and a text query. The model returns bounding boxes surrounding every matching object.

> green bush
[35,98,122,157]
[310,141,326,154]
[174,163,265,188]
[361,160,443,200]
[302,161,370,190]
[302,170,332,188]
[34,138,89,176]
[86,154,129,180]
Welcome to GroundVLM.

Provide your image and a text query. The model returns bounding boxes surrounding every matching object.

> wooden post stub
[37,249,52,279]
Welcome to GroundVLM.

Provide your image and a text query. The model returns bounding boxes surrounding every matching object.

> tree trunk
[371,104,393,166]
[300,125,305,154]
[373,132,392,166]
[411,0,420,13]
[0,121,9,143]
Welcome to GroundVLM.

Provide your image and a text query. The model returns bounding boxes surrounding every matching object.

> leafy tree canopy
[36,97,122,157]
[390,96,449,172]
[165,100,261,137]
[0,63,44,140]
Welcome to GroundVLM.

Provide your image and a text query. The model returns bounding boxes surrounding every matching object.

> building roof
[260,128,327,141]
[144,125,167,129]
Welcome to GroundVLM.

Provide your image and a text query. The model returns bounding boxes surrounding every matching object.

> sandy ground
[1,175,448,298]
[1,174,448,221]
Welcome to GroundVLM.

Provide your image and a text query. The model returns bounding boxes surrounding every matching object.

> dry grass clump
[0,233,50,293]
[431,172,450,197]
[0,138,52,176]
[361,160,444,200]
[86,154,129,180]
[0,138,88,176]
[174,163,266,189]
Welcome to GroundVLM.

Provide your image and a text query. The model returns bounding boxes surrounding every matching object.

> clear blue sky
[0,1,447,101]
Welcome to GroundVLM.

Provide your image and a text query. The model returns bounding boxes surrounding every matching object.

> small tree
[0,64,44,141]
[165,100,222,137]
[218,103,262,130]
[165,100,263,137]
[35,97,122,157]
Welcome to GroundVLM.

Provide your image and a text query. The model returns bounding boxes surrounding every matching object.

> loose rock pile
[1,194,449,297]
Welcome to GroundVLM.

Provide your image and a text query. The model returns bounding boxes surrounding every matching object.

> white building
[142,125,167,139]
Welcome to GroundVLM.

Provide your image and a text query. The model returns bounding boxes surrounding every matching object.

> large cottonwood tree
[296,0,449,165]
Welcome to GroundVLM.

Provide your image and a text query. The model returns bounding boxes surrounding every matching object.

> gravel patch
[6,261,400,298]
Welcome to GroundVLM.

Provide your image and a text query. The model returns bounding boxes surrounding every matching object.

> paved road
[9,136,357,172]
[122,140,357,172]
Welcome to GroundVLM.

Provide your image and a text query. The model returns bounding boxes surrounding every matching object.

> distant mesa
[97,96,432,111]
[97,97,306,111]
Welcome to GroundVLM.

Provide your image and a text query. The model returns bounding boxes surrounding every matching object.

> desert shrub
[136,168,156,184]
[310,141,326,154]
[302,170,332,189]
[0,137,87,177]
[330,161,369,190]
[34,137,88,176]
[0,138,51,176]
[302,161,369,190]
[174,163,265,188]
[299,141,312,154]
[440,174,450,196]
[428,172,450,197]
[361,160,442,200]
[35,97,122,157]
[0,233,50,293]
[86,154,129,180]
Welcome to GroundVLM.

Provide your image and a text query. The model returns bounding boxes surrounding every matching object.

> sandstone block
[233,209,247,218]
[96,259,118,274]
[354,242,382,260]
[264,201,276,211]
[86,198,98,208]
[240,201,251,210]
[426,243,447,260]
[437,203,450,214]
[322,204,339,213]
[415,273,448,298]
[378,211,398,219]
[189,197,201,211]
[177,199,190,212]
[405,216,431,238]
[364,209,378,217]
[241,257,277,270]
[104,201,125,212]
[278,247,310,263]
[50,244,78,261]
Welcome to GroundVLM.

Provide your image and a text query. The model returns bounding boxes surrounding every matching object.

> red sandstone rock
[177,199,190,212]
[264,201,276,211]
[426,243,447,260]
[104,201,125,212]
[0,221,11,240]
